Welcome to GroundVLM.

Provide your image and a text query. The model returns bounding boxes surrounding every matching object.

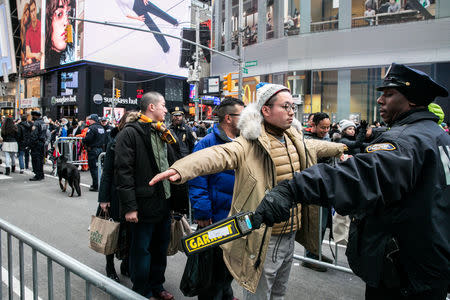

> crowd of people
[1,63,449,300]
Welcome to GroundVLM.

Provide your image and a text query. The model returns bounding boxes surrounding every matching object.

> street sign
[243,68,248,74]
[245,60,257,67]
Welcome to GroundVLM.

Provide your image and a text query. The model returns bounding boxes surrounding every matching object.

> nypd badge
[365,143,396,153]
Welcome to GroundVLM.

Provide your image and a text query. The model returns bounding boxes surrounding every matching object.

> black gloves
[360,120,368,130]
[251,180,296,229]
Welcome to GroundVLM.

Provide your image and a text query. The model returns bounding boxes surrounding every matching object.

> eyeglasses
[228,114,240,117]
[266,103,298,113]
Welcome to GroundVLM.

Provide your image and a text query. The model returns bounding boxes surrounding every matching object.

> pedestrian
[252,63,450,300]
[150,83,345,299]
[83,114,105,192]
[169,107,196,157]
[100,117,114,150]
[115,92,174,300]
[338,119,370,155]
[188,97,244,300]
[1,117,18,175]
[301,112,334,272]
[29,111,48,181]
[97,112,131,283]
[17,114,32,173]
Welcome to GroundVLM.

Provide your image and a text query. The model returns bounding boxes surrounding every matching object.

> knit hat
[61,118,68,125]
[256,82,290,111]
[339,119,356,132]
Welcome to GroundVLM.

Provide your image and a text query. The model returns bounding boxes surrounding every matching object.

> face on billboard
[45,0,76,68]
[84,0,189,77]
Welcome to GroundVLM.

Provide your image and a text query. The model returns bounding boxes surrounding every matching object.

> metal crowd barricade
[54,136,88,165]
[293,206,353,274]
[0,217,147,300]
[53,137,89,176]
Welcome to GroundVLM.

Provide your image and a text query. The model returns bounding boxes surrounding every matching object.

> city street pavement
[0,159,365,299]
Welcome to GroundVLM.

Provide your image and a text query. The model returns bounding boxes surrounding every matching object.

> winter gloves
[251,180,296,229]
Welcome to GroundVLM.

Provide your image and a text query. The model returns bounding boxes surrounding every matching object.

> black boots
[11,165,15,173]
[5,168,10,176]
[106,254,120,283]
[120,258,130,277]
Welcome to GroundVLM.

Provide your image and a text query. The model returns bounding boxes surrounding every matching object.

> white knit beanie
[256,83,290,111]
[339,119,356,132]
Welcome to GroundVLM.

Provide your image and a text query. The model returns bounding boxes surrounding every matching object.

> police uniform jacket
[285,109,450,294]
[169,122,195,157]
[83,123,105,149]
[30,118,48,147]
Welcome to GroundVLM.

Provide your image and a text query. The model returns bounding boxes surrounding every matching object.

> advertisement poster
[45,0,77,68]
[103,107,125,123]
[16,0,43,75]
[84,0,189,77]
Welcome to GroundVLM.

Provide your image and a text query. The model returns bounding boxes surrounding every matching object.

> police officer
[252,63,450,299]
[169,107,195,157]
[100,117,114,151]
[83,114,105,191]
[29,111,48,181]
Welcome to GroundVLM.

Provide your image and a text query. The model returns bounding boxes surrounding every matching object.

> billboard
[16,0,43,75]
[44,0,77,68]
[84,0,189,77]
[0,0,16,78]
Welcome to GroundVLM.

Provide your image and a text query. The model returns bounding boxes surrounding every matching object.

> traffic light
[65,24,73,43]
[115,88,121,98]
[200,21,211,63]
[223,73,232,92]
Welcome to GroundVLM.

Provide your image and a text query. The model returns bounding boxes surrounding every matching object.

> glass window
[350,68,383,124]
[242,0,258,47]
[285,0,300,36]
[309,70,338,123]
[26,77,41,98]
[311,0,339,32]
[352,0,436,29]
[266,0,274,39]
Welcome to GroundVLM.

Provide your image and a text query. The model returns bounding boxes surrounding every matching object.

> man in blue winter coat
[189,97,244,300]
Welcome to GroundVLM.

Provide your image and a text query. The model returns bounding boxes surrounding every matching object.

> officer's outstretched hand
[251,180,295,229]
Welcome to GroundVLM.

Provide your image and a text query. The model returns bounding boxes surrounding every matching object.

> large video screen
[44,0,77,68]
[84,0,189,77]
[16,0,43,75]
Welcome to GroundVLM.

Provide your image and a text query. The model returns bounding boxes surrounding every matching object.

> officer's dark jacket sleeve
[114,128,137,214]
[83,127,95,146]
[289,137,418,216]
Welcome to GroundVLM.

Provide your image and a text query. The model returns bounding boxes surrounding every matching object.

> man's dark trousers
[87,148,102,188]
[129,218,171,298]
[31,143,44,178]
[198,247,234,300]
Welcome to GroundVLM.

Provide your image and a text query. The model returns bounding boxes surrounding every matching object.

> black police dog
[57,156,81,197]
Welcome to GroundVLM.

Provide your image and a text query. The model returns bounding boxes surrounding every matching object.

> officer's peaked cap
[377,63,448,105]
[31,111,41,117]
[171,107,184,116]
[88,114,99,123]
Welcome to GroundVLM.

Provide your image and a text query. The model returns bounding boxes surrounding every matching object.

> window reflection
[352,0,436,28]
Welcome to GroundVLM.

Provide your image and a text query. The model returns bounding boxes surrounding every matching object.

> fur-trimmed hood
[237,102,303,140]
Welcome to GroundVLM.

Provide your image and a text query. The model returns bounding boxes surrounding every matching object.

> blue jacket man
[189,124,236,223]
[188,98,244,300]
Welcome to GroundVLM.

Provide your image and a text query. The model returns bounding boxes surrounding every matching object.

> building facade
[211,0,450,123]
